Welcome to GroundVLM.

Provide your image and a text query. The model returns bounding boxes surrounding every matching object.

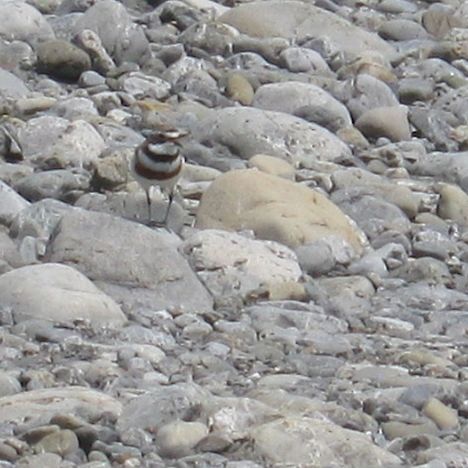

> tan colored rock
[195,169,365,253]
[436,183,468,225]
[226,72,254,105]
[248,154,295,180]
[423,397,459,430]
[355,106,411,142]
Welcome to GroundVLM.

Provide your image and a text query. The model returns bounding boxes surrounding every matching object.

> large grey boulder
[45,210,214,313]
[74,0,150,65]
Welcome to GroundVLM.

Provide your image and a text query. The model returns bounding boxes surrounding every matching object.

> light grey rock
[0,386,122,425]
[49,96,99,120]
[0,371,21,397]
[181,229,302,304]
[332,188,411,241]
[220,1,395,61]
[74,0,150,65]
[179,21,239,56]
[355,106,412,142]
[156,421,208,458]
[0,38,35,71]
[36,39,91,81]
[346,73,399,120]
[45,209,213,313]
[0,0,54,46]
[117,382,212,432]
[0,263,126,327]
[0,181,30,226]
[16,168,91,203]
[295,236,356,276]
[0,69,29,100]
[194,107,353,167]
[9,198,73,241]
[279,47,331,74]
[250,416,401,466]
[378,19,429,41]
[162,56,213,85]
[119,72,171,100]
[253,82,352,132]
[74,29,116,75]
[17,116,106,169]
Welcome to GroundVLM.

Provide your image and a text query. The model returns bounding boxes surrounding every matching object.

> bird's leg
[146,189,152,224]
[162,190,174,225]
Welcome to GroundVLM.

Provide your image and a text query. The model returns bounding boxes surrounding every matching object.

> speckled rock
[195,107,353,167]
[181,229,302,303]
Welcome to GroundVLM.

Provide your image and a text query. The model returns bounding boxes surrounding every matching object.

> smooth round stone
[381,420,439,440]
[279,46,330,73]
[253,81,352,131]
[376,0,417,13]
[13,97,57,115]
[423,398,459,430]
[378,19,429,41]
[0,372,21,398]
[196,169,365,252]
[398,77,434,104]
[436,183,468,226]
[355,106,411,142]
[0,1,54,45]
[36,39,91,81]
[0,263,127,327]
[0,69,29,100]
[0,181,30,226]
[79,70,106,87]
[156,421,208,458]
[15,169,91,203]
[248,154,295,180]
[225,72,254,106]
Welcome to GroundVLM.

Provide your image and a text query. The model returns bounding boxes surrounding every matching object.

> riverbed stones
[0,0,466,465]
[196,169,365,253]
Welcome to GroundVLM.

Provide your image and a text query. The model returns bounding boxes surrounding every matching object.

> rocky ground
[0,0,467,466]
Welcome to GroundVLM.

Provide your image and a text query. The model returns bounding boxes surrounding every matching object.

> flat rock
[0,263,127,327]
[0,69,29,100]
[253,82,352,131]
[250,416,402,466]
[0,181,30,225]
[181,229,302,302]
[45,209,213,313]
[194,107,353,167]
[0,386,122,425]
[220,1,395,61]
[17,116,106,169]
[196,169,365,253]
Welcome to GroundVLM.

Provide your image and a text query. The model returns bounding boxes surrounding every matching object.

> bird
[131,128,188,226]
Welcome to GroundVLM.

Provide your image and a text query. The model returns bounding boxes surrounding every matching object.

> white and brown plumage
[131,128,188,225]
